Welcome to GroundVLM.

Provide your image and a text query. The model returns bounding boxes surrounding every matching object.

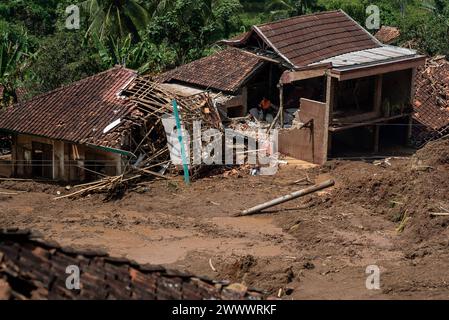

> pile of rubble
[413,56,449,146]
[58,79,225,200]
[0,229,266,300]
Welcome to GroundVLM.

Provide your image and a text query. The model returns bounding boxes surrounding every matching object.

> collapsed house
[0,229,264,300]
[0,67,222,184]
[157,10,425,164]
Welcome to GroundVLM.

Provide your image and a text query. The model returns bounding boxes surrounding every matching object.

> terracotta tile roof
[375,26,401,44]
[0,67,137,149]
[0,229,265,300]
[225,10,382,68]
[156,48,267,93]
[414,57,449,131]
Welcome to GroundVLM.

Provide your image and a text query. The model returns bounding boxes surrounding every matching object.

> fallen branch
[235,179,335,217]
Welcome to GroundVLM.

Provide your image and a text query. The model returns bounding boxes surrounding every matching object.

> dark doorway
[32,142,53,179]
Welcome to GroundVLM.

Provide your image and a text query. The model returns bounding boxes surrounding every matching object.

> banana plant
[0,31,33,108]
[92,33,150,74]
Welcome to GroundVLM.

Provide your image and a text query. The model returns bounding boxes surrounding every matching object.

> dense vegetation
[0,0,448,107]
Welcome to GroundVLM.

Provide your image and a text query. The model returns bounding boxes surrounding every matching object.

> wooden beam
[329,114,409,133]
[280,67,328,84]
[373,125,380,153]
[332,56,426,81]
[410,67,417,104]
[373,74,383,117]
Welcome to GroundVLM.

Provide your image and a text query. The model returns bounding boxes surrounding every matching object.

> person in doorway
[259,97,274,121]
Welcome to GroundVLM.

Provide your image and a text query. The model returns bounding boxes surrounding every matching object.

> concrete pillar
[53,141,65,181]
[11,135,17,177]
[115,153,123,176]
[324,74,335,162]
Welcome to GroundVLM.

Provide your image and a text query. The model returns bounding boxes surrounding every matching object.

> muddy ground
[1,140,448,300]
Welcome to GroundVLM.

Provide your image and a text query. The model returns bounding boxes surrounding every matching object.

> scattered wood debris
[56,80,225,200]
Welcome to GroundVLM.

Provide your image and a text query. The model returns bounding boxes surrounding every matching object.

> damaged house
[0,67,138,181]
[157,10,426,164]
[0,10,429,183]
[0,66,223,183]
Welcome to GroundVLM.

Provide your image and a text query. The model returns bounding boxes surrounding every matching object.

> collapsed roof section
[0,66,137,150]
[156,48,269,94]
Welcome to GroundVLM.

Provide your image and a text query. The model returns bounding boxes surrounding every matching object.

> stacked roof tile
[375,26,401,44]
[0,66,137,149]
[414,57,449,131]
[0,229,265,300]
[156,48,267,93]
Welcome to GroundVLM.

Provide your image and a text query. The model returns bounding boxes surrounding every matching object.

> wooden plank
[329,114,409,132]
[280,67,327,84]
[373,74,383,116]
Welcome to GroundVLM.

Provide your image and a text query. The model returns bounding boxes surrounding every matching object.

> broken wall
[279,98,328,164]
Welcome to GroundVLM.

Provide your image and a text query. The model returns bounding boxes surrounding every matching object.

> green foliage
[26,31,102,95]
[147,0,243,65]
[0,24,33,108]
[267,0,321,20]
[1,0,449,103]
[0,0,61,36]
[93,33,176,74]
[80,0,151,41]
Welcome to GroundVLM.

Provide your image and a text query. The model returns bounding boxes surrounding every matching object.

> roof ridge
[14,66,136,108]
[255,9,342,28]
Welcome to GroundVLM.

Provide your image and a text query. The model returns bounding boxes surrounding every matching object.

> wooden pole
[235,179,335,217]
[279,84,284,128]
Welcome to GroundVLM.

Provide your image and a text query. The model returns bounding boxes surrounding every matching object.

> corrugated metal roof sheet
[156,48,267,93]
[311,46,418,69]
[0,66,137,148]
[225,10,382,68]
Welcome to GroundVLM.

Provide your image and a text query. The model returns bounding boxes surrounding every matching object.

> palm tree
[81,0,151,41]
[0,32,32,108]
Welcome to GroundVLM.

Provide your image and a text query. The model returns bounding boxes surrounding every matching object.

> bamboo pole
[235,180,335,217]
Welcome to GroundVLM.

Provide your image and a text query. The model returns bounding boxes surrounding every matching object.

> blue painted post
[172,99,190,185]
